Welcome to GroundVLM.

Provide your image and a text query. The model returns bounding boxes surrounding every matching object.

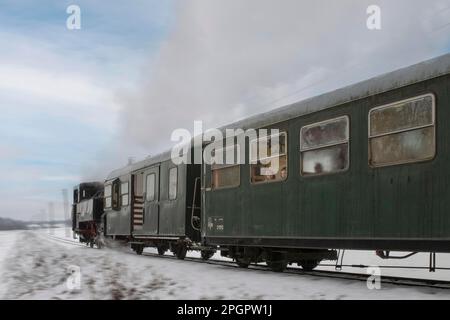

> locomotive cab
[72,182,105,247]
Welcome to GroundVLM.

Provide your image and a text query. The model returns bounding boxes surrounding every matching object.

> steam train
[73,53,450,272]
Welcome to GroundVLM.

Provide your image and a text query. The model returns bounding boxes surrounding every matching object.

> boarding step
[133,195,144,227]
[134,209,144,226]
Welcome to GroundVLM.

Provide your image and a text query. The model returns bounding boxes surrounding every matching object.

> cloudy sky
[1,0,450,220]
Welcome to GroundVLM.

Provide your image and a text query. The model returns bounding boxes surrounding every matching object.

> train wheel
[135,245,144,255]
[299,260,319,271]
[267,260,288,272]
[157,245,166,256]
[175,245,187,260]
[201,250,215,261]
[235,257,250,268]
[266,252,288,272]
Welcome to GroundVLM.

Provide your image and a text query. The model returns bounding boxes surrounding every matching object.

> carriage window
[146,174,156,201]
[211,145,241,190]
[120,182,129,206]
[300,116,349,176]
[112,180,120,210]
[369,94,435,167]
[250,132,288,184]
[104,184,112,209]
[169,167,178,200]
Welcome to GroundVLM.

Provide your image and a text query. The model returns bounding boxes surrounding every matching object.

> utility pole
[39,209,46,229]
[62,189,70,238]
[48,202,55,235]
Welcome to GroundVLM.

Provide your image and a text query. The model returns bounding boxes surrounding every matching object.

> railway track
[43,233,89,248]
[44,233,450,290]
[142,252,450,290]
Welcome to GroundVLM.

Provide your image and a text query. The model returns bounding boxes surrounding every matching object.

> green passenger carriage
[201,53,450,271]
[103,150,203,258]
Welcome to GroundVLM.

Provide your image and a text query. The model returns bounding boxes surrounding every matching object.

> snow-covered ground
[0,228,449,300]
[0,230,19,298]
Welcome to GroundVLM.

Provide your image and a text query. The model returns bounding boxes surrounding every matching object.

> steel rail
[43,233,89,248]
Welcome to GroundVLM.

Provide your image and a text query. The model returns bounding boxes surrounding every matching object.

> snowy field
[0,230,19,298]
[0,228,449,300]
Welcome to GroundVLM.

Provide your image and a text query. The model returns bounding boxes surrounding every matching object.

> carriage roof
[106,53,450,182]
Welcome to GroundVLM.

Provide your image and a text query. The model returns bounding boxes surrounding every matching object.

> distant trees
[0,217,27,231]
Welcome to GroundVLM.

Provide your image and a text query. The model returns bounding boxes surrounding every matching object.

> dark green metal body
[203,74,450,252]
[104,173,131,236]
[105,152,201,242]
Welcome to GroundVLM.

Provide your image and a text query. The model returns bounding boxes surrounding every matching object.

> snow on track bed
[1,229,449,300]
[39,229,450,290]
[44,234,88,248]
[138,252,450,290]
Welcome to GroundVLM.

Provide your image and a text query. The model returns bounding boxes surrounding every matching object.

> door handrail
[191,177,201,231]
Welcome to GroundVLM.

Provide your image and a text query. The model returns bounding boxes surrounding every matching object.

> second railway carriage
[201,53,450,271]
[103,150,207,259]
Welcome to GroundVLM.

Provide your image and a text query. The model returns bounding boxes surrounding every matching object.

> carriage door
[143,166,160,235]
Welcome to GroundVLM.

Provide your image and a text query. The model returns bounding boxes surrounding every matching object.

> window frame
[168,167,178,200]
[104,184,112,209]
[249,131,288,185]
[120,181,129,207]
[211,144,241,191]
[300,115,350,178]
[145,173,156,202]
[368,93,436,168]
[111,179,121,211]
